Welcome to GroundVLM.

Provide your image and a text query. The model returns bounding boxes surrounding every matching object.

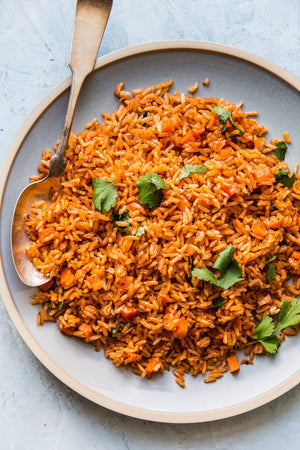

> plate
[1,41,300,423]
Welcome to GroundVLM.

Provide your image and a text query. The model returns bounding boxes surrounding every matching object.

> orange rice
[25,80,300,387]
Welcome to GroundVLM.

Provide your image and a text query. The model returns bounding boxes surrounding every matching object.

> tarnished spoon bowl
[11,0,113,287]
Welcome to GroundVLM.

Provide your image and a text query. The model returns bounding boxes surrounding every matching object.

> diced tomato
[121,305,137,320]
[290,251,300,263]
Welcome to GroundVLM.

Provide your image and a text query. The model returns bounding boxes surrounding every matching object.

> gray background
[1,0,300,448]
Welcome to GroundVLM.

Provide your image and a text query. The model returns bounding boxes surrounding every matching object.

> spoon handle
[48,0,112,177]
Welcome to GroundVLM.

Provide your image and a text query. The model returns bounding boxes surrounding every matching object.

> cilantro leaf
[266,263,276,285]
[137,173,168,208]
[274,168,296,188]
[252,315,275,340]
[274,141,288,161]
[211,105,231,132]
[213,246,236,276]
[92,179,117,213]
[208,297,227,309]
[191,248,244,290]
[275,298,300,333]
[136,224,145,237]
[180,164,208,180]
[249,298,300,354]
[112,210,131,235]
[57,301,64,310]
[217,259,244,289]
[211,105,244,137]
[259,336,281,354]
[191,267,220,286]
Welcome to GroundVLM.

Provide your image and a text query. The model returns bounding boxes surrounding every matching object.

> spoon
[11,0,113,287]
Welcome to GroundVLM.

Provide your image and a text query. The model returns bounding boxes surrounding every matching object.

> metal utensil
[11,0,113,286]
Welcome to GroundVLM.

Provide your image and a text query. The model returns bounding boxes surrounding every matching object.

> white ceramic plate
[1,41,300,423]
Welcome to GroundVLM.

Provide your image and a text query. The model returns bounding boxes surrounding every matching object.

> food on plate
[25,80,300,387]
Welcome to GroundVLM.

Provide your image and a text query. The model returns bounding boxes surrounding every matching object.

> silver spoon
[11,0,113,286]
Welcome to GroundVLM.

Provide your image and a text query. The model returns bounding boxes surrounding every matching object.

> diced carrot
[145,360,161,374]
[227,355,240,373]
[180,132,195,145]
[221,183,238,197]
[290,251,300,263]
[223,169,236,178]
[87,274,103,291]
[252,220,266,239]
[220,147,233,159]
[78,323,93,338]
[266,216,282,229]
[60,267,75,289]
[38,227,55,243]
[121,305,137,320]
[39,279,54,292]
[252,168,275,184]
[158,288,171,304]
[191,125,205,137]
[59,325,74,336]
[161,118,176,133]
[119,276,134,291]
[173,317,188,338]
[178,198,190,211]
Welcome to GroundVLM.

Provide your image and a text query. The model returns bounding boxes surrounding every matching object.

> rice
[25,80,300,386]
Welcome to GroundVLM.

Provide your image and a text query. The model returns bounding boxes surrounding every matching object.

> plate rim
[1,40,300,423]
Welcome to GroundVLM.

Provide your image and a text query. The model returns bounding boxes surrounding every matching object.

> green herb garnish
[248,298,300,353]
[274,168,296,188]
[111,324,121,335]
[92,178,117,213]
[112,210,131,235]
[274,141,288,161]
[137,173,168,208]
[262,256,277,285]
[208,297,227,309]
[211,105,244,137]
[136,224,145,237]
[57,301,64,310]
[266,264,276,285]
[191,246,244,290]
[139,111,149,119]
[180,164,208,180]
